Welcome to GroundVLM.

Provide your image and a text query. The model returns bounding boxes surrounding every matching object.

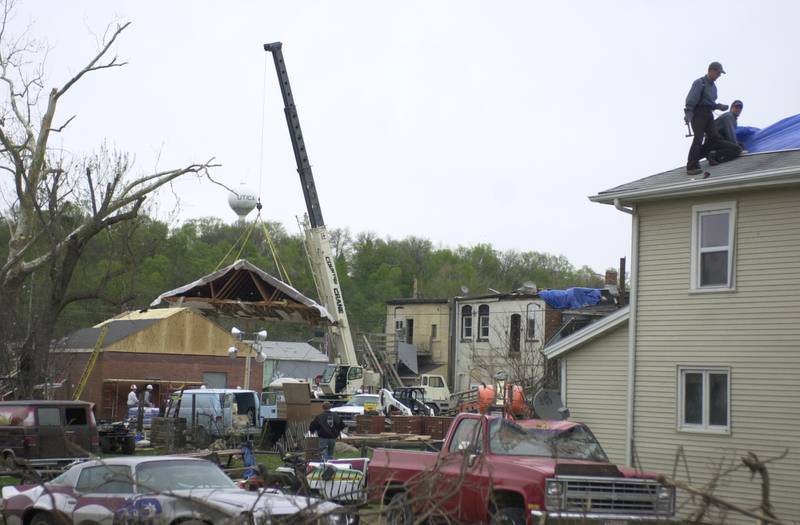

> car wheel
[490,507,526,525]
[2,451,15,469]
[29,511,57,525]
[386,492,413,525]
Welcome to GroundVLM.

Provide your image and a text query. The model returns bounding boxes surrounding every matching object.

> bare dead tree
[659,448,793,525]
[0,0,219,396]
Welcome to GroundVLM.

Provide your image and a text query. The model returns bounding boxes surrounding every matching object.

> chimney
[604,269,618,287]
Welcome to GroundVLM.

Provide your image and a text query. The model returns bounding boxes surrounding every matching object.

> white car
[1,456,355,524]
[330,394,381,427]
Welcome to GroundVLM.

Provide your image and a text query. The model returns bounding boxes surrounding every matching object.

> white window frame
[525,303,540,341]
[461,305,473,341]
[690,202,736,292]
[477,304,490,341]
[677,366,731,434]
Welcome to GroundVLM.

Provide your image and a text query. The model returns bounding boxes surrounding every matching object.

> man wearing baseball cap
[684,62,742,175]
[715,99,744,147]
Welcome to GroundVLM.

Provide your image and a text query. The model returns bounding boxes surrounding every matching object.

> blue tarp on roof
[539,288,602,310]
[736,114,800,153]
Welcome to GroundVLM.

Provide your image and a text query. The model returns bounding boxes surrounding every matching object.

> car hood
[169,488,340,515]
[331,406,363,414]
[489,456,658,480]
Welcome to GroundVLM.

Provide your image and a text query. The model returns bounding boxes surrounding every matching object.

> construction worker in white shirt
[127,384,139,408]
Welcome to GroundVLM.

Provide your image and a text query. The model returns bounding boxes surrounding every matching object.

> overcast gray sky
[11,1,800,274]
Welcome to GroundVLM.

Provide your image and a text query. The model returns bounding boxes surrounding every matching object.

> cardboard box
[286,404,311,421]
[310,401,324,417]
[283,383,311,404]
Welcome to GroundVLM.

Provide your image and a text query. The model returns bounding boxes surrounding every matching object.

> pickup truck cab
[368,413,675,524]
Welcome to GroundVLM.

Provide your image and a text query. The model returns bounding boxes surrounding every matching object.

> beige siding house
[545,308,629,465]
[547,150,800,521]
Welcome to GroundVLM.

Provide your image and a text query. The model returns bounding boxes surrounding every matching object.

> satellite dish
[533,389,570,420]
[227,346,238,359]
[460,286,469,296]
[227,182,258,222]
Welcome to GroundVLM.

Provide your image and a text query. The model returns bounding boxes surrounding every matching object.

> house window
[509,314,521,355]
[678,367,730,432]
[526,303,539,341]
[430,324,438,339]
[691,202,736,290]
[461,305,473,340]
[477,304,490,341]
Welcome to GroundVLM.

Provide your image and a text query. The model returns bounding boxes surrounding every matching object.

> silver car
[1,456,355,524]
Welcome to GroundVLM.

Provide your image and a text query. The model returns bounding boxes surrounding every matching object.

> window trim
[477,304,490,342]
[525,303,540,341]
[676,366,731,434]
[460,305,473,341]
[690,201,736,292]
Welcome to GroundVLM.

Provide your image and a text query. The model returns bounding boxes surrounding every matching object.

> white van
[165,389,271,440]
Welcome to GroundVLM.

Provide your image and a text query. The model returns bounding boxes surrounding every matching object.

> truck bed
[367,448,439,495]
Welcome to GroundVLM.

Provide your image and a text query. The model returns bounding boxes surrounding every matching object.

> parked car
[0,456,356,524]
[330,394,380,428]
[0,400,98,467]
[368,414,675,524]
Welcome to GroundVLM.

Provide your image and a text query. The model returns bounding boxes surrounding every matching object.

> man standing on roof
[715,99,744,146]
[684,62,742,175]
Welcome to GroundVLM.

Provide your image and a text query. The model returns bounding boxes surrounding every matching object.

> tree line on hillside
[0,214,605,339]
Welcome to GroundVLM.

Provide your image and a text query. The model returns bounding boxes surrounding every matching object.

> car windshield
[488,419,609,462]
[136,460,236,492]
[347,395,378,407]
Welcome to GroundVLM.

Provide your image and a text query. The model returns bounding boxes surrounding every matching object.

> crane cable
[214,53,292,286]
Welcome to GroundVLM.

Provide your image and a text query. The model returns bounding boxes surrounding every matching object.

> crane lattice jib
[263,42,325,229]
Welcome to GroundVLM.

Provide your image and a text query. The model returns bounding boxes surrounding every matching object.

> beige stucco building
[546,150,800,521]
[385,299,451,382]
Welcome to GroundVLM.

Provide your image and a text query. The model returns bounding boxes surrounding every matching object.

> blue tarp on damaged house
[736,114,800,153]
[539,287,602,310]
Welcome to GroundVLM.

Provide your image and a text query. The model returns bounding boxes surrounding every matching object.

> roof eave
[590,166,800,205]
[543,306,630,359]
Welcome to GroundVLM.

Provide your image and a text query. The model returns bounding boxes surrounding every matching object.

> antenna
[533,389,570,420]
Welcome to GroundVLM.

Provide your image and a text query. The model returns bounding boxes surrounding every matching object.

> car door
[437,416,488,523]
[36,406,66,459]
[71,464,136,524]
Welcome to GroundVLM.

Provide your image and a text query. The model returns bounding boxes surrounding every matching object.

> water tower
[227,183,258,223]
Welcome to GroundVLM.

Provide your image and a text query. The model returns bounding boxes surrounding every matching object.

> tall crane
[263,42,377,396]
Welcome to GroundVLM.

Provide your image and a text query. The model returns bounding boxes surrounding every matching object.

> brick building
[54,307,261,420]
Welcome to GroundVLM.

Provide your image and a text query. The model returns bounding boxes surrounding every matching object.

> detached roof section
[256,341,328,362]
[591,150,800,205]
[150,259,334,325]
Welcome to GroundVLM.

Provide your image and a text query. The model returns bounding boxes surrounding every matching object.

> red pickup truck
[368,413,675,524]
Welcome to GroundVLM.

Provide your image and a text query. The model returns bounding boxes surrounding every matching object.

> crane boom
[263,42,360,375]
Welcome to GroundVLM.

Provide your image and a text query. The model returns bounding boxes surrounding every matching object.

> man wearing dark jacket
[309,402,345,460]
[715,99,743,144]
[684,62,742,175]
